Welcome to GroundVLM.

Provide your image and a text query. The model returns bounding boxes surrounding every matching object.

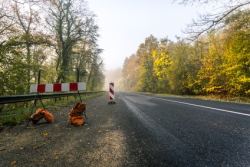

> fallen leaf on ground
[0,147,5,151]
[11,160,16,165]
[20,146,25,150]
[33,146,39,149]
[43,133,49,136]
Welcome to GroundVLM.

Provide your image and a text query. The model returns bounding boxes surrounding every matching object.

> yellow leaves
[152,48,171,81]
[11,160,17,165]
[152,50,157,58]
[33,145,39,149]
[105,136,112,140]
[43,132,49,136]
[245,89,250,95]
[239,76,250,83]
[0,147,5,151]
[33,142,45,149]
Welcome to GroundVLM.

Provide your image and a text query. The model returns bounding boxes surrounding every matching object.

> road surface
[117,92,250,166]
[1,92,250,166]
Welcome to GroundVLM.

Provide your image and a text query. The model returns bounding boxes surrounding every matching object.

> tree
[12,0,46,92]
[0,0,50,94]
[0,0,105,95]
[137,35,158,92]
[196,31,226,95]
[0,0,15,45]
[87,49,105,90]
[120,54,139,91]
[167,39,193,94]
[174,0,250,40]
[152,38,172,93]
[0,38,27,95]
[220,10,250,96]
[45,0,97,83]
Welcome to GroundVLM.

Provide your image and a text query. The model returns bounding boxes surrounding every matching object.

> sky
[88,0,210,71]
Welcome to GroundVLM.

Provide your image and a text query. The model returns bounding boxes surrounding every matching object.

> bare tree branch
[174,0,250,40]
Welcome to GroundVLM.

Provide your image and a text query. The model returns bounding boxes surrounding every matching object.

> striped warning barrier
[108,82,115,104]
[30,82,86,93]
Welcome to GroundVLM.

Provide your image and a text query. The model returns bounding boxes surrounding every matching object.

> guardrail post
[76,68,79,82]
[35,69,41,107]
[38,70,41,84]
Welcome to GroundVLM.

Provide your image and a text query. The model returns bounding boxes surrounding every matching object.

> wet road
[117,92,250,166]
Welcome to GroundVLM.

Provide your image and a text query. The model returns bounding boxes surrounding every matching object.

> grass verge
[136,92,250,103]
[0,91,107,131]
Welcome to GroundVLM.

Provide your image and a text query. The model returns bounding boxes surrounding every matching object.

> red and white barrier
[109,82,115,101]
[30,82,86,93]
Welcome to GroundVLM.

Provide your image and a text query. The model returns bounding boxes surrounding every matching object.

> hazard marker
[108,82,115,104]
[30,82,86,93]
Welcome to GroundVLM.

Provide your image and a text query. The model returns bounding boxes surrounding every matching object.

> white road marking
[132,93,250,117]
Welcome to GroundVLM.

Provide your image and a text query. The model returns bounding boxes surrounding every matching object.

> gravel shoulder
[0,93,133,167]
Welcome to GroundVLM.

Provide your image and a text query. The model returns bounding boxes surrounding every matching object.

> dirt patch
[0,93,129,167]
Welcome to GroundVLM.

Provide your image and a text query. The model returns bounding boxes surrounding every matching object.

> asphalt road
[1,92,250,166]
[117,92,250,166]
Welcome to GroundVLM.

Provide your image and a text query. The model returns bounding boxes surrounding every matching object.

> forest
[0,0,105,96]
[119,2,250,97]
[1,0,250,98]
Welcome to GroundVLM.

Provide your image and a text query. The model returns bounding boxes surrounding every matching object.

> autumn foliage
[119,10,250,97]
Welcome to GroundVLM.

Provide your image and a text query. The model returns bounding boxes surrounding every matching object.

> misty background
[103,68,122,91]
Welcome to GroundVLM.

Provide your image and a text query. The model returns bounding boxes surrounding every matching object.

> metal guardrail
[0,91,106,104]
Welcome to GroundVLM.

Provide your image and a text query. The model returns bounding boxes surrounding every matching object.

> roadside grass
[0,92,107,130]
[137,92,250,103]
[186,94,250,104]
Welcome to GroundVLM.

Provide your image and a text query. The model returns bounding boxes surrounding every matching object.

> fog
[103,68,122,91]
